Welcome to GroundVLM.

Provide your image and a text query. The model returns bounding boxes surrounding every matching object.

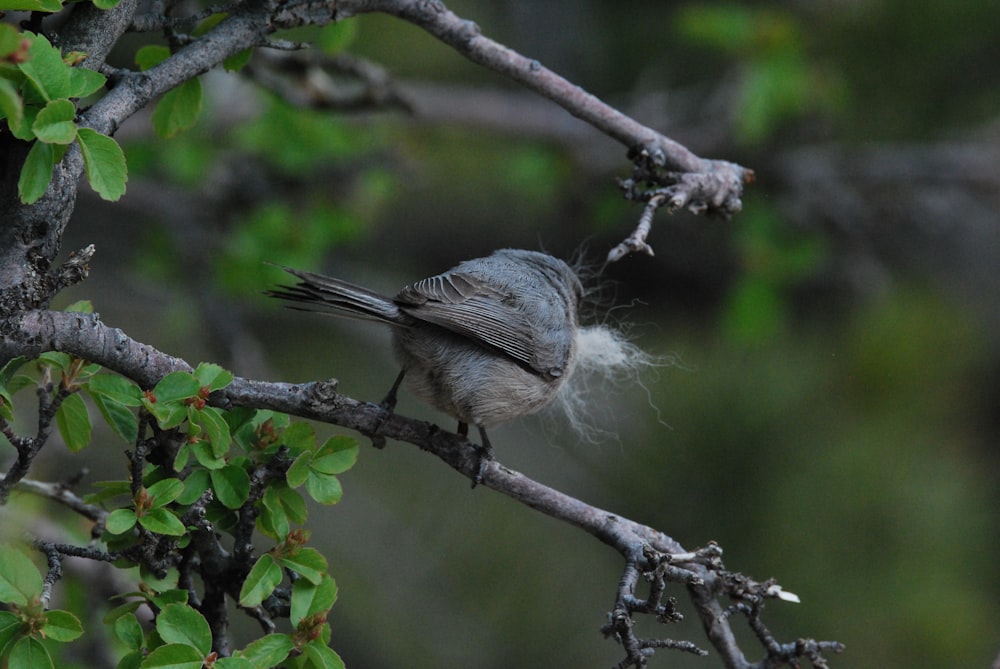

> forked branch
[3,309,842,668]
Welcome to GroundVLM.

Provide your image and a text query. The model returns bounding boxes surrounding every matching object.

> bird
[267,249,583,482]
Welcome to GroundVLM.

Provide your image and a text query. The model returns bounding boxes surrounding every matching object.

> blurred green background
[28,0,1000,667]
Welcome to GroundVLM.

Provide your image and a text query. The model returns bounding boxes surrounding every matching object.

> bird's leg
[371,369,406,449]
[472,426,494,487]
[380,369,406,412]
[456,422,491,486]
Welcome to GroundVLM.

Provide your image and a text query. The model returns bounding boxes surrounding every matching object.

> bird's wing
[395,270,568,378]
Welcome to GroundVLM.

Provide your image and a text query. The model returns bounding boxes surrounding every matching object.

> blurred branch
[0,474,106,523]
[3,0,750,307]
[2,309,842,668]
[244,50,415,113]
[334,0,752,257]
[776,140,1000,325]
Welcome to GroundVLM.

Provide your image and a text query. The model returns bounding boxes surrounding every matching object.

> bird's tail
[266,266,403,324]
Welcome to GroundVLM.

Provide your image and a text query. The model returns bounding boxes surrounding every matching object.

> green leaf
[193,363,232,392]
[260,484,307,539]
[156,603,211,656]
[279,485,308,524]
[238,554,282,608]
[18,139,55,204]
[32,98,76,144]
[0,78,23,129]
[3,374,34,398]
[311,436,358,475]
[281,422,317,453]
[0,358,29,420]
[278,547,326,585]
[105,508,137,535]
[91,0,121,9]
[68,67,107,98]
[18,33,70,101]
[317,19,358,55]
[102,599,143,625]
[139,643,204,669]
[236,633,294,668]
[0,23,22,57]
[85,479,132,505]
[112,612,144,650]
[92,394,139,442]
[0,389,13,421]
[223,49,252,73]
[56,391,91,452]
[146,478,185,508]
[151,78,202,138]
[7,636,54,669]
[300,640,345,669]
[139,508,186,536]
[118,649,145,669]
[189,440,225,470]
[194,406,231,457]
[153,372,201,403]
[285,451,312,488]
[0,0,62,10]
[256,504,287,542]
[290,575,337,626]
[38,351,71,371]
[0,356,28,387]
[177,469,211,505]
[62,299,93,313]
[87,373,142,435]
[149,401,188,430]
[41,609,83,642]
[0,611,24,654]
[150,589,188,609]
[0,545,42,606]
[9,101,41,141]
[135,45,170,71]
[210,464,250,509]
[305,472,342,505]
[192,12,225,36]
[214,657,254,669]
[76,127,127,201]
[222,406,257,435]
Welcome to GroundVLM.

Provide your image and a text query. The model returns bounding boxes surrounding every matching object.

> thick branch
[2,310,845,667]
[80,1,277,136]
[0,474,106,522]
[59,0,140,70]
[1,309,818,668]
[0,0,137,297]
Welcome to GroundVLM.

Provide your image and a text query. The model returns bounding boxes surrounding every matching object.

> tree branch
[79,0,277,137]
[0,474,107,523]
[3,0,751,309]
[1,309,842,668]
[339,0,752,226]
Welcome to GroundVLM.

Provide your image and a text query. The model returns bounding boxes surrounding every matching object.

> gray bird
[267,249,583,480]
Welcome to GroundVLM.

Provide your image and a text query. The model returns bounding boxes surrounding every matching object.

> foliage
[0,303,358,669]
[720,201,827,343]
[3,0,996,666]
[675,4,845,144]
[0,29,126,202]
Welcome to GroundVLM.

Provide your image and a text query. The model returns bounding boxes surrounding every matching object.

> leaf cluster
[1,29,126,202]
[0,545,83,669]
[1,305,357,669]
